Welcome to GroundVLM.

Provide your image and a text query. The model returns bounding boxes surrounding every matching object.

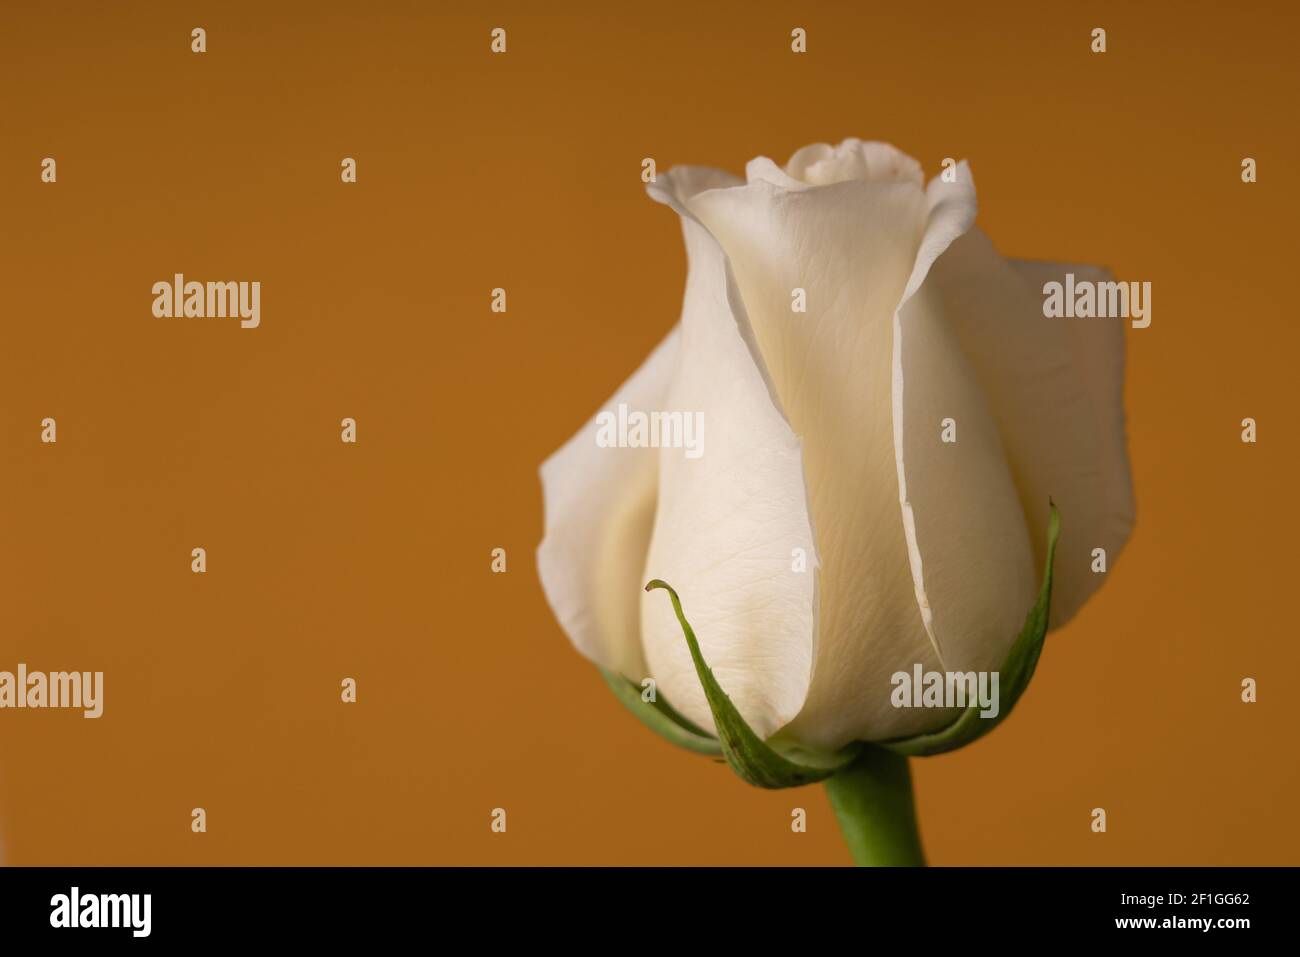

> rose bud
[536,140,1134,863]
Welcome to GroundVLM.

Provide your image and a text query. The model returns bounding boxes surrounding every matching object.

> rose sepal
[640,580,860,789]
[597,668,722,756]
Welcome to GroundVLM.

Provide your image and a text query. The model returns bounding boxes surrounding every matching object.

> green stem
[824,745,926,866]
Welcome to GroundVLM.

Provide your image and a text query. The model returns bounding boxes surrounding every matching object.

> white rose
[538,139,1134,754]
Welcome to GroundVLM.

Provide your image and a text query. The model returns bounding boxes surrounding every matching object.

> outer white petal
[930,242,1136,626]
[890,167,1038,684]
[638,167,819,742]
[537,327,681,681]
[685,146,956,749]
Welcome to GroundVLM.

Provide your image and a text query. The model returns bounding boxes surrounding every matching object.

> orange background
[1,0,1295,865]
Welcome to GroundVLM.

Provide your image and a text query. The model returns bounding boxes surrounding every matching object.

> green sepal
[879,501,1061,757]
[644,579,858,789]
[597,667,722,756]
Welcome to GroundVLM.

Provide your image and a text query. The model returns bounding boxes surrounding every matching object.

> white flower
[538,139,1134,753]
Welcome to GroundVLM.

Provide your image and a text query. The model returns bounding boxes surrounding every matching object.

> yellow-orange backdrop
[1,0,1296,864]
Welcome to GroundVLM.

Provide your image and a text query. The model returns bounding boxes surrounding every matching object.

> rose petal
[537,327,682,681]
[928,242,1136,626]
[639,168,819,741]
[890,168,1039,688]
